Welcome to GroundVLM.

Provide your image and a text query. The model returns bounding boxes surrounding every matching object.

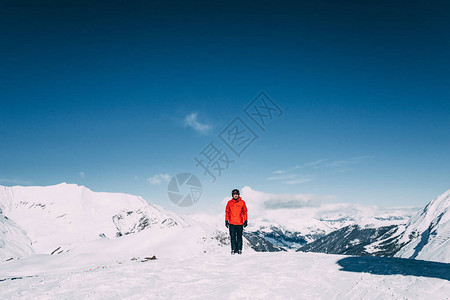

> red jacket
[225,197,248,225]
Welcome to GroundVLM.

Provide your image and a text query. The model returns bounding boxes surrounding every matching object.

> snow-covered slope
[396,189,450,263]
[0,183,196,256]
[1,252,449,299]
[0,209,33,260]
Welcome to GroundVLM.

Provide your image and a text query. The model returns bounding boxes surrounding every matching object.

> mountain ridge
[1,183,446,263]
[298,189,450,263]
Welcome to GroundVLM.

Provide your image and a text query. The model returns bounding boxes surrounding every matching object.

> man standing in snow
[225,189,248,255]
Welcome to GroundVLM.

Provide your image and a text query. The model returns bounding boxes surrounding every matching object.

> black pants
[229,224,243,252]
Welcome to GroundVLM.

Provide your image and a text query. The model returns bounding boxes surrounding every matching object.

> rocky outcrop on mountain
[298,224,405,256]
[112,205,185,237]
[246,226,307,251]
[298,190,450,263]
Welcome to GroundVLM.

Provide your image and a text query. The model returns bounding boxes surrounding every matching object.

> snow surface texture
[0,252,449,299]
[0,210,33,259]
[396,190,450,263]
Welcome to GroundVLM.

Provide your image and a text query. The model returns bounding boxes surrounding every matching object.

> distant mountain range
[298,190,450,263]
[0,183,448,263]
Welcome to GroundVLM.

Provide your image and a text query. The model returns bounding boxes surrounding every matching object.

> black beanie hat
[232,189,240,196]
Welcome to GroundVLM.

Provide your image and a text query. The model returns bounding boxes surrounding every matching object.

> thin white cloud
[79,171,85,178]
[269,157,369,185]
[221,186,336,210]
[266,173,296,180]
[325,156,369,168]
[273,159,327,174]
[273,166,299,174]
[267,173,312,185]
[147,173,171,185]
[272,157,369,174]
[184,112,211,134]
[283,177,313,185]
[301,159,329,169]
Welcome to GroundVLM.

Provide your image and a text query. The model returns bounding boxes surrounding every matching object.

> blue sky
[1,1,449,212]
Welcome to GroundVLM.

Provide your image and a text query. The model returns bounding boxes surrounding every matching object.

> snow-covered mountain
[209,186,418,251]
[395,189,450,263]
[298,190,450,263]
[0,183,230,261]
[0,184,448,298]
[244,205,416,251]
[298,224,406,256]
[1,183,446,264]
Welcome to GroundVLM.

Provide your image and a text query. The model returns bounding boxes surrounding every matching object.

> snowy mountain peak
[395,189,450,263]
[0,183,182,255]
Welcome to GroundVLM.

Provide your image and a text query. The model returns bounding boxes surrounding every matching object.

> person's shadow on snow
[337,256,450,281]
